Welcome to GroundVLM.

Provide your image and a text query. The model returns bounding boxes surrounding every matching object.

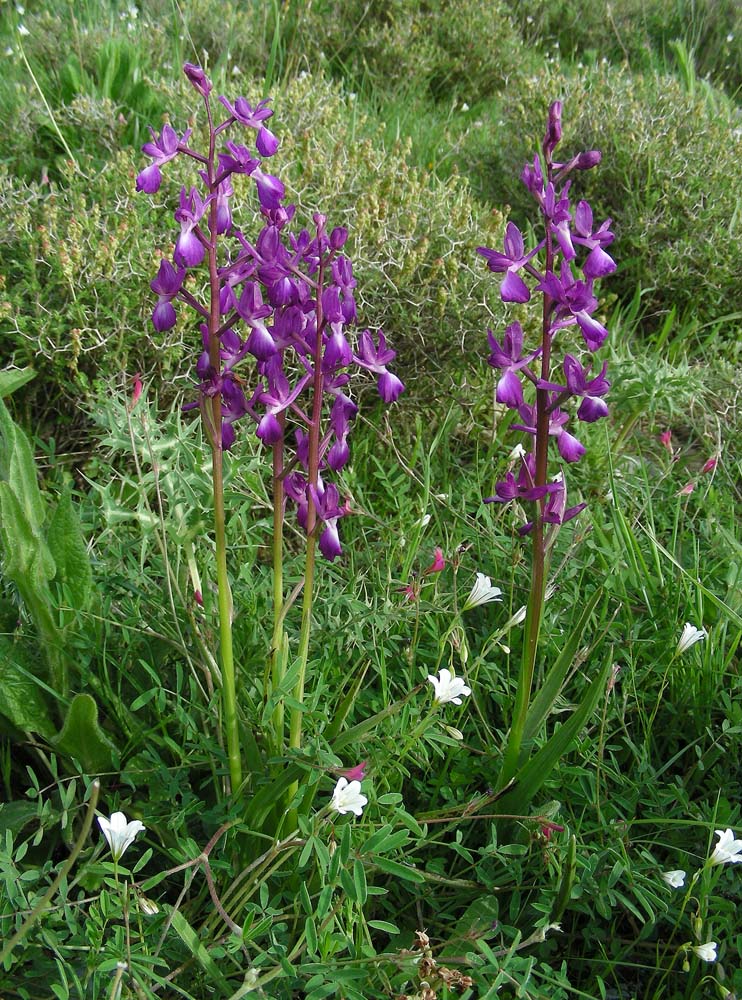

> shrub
[465,62,742,329]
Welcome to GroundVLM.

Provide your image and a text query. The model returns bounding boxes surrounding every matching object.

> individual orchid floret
[572,200,616,278]
[486,322,540,409]
[308,481,345,561]
[540,354,610,422]
[537,263,609,351]
[252,166,285,211]
[513,404,586,463]
[150,259,185,332]
[98,811,146,862]
[136,123,192,194]
[709,828,742,865]
[218,95,279,156]
[692,942,717,963]
[477,222,535,303]
[485,451,561,504]
[174,186,211,268]
[330,776,367,817]
[353,329,404,402]
[427,668,471,706]
[661,870,687,889]
[463,573,503,610]
[519,474,586,536]
[676,622,707,655]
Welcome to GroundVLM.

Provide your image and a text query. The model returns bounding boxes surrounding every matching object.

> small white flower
[17,23,30,36]
[460,101,470,112]
[509,442,526,461]
[330,777,367,817]
[661,869,686,889]
[418,513,431,527]
[16,3,26,14]
[709,828,742,866]
[98,811,146,861]
[427,668,471,706]
[463,572,503,610]
[676,622,707,655]
[727,33,734,43]
[693,941,717,962]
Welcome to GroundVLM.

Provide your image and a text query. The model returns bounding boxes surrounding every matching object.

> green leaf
[499,657,611,817]
[0,399,47,538]
[523,588,603,742]
[353,858,367,905]
[368,920,400,934]
[0,368,36,399]
[0,637,55,736]
[373,857,425,883]
[52,693,119,773]
[48,489,93,613]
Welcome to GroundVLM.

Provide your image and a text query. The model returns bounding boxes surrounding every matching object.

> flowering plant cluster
[478,101,615,535]
[137,63,403,562]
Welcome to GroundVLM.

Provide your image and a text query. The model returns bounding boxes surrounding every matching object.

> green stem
[270,424,287,754]
[202,91,242,796]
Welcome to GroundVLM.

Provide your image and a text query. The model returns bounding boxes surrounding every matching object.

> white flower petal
[676,622,707,655]
[693,941,717,962]
[661,869,686,889]
[427,668,471,706]
[330,777,367,817]
[98,811,146,861]
[709,828,742,866]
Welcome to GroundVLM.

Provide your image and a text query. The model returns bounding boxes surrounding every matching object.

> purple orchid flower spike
[486,321,540,409]
[136,124,192,194]
[477,222,534,303]
[150,259,185,332]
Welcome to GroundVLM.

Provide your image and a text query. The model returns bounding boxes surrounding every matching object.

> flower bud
[183,63,212,98]
[543,100,562,156]
[576,150,602,170]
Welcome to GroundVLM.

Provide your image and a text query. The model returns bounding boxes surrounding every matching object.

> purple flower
[477,222,533,303]
[174,187,211,268]
[150,259,185,332]
[183,63,212,98]
[252,166,285,211]
[540,354,610,422]
[486,321,539,409]
[572,201,616,278]
[537,263,609,350]
[308,480,345,561]
[218,95,279,157]
[485,452,561,504]
[519,475,587,535]
[137,124,192,194]
[353,329,405,402]
[513,403,586,463]
[543,100,562,157]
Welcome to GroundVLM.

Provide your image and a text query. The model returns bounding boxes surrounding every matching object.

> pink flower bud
[423,546,445,575]
[701,456,717,474]
[659,429,672,452]
[340,761,368,781]
[129,373,143,409]
[677,481,695,496]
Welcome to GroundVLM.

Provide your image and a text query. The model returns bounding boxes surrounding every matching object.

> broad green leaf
[499,657,611,817]
[48,490,93,612]
[523,588,603,742]
[0,368,36,399]
[52,693,119,774]
[0,637,55,736]
[0,399,46,536]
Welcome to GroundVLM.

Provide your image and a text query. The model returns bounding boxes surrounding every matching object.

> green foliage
[514,0,742,97]
[468,62,742,330]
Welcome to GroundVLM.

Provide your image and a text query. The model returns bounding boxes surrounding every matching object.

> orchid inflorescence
[478,101,615,536]
[137,63,403,561]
